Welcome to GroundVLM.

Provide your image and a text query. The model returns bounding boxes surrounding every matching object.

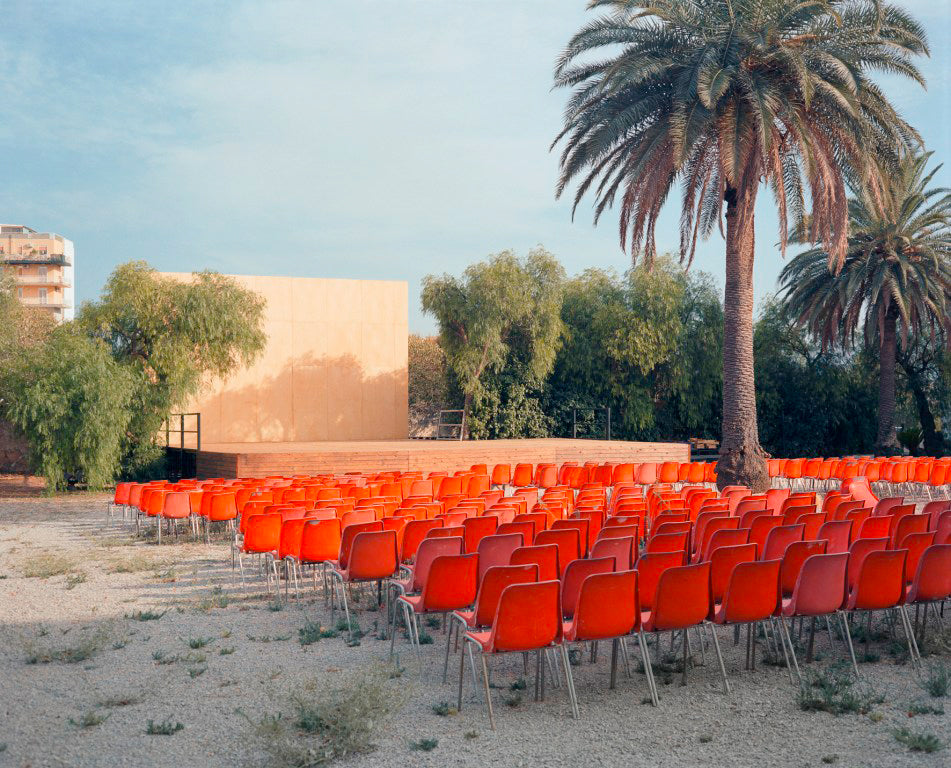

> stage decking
[195,438,690,479]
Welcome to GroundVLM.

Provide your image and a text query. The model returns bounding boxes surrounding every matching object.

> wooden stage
[195,438,690,479]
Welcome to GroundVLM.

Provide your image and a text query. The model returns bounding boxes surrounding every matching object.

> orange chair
[778,553,856,681]
[108,482,133,526]
[636,551,686,616]
[331,530,399,641]
[590,536,637,571]
[496,521,536,544]
[846,549,917,668]
[400,519,443,563]
[512,463,534,488]
[779,540,827,599]
[846,537,888,596]
[564,569,652,700]
[476,533,524,582]
[761,523,805,561]
[158,491,193,544]
[641,563,718,699]
[460,581,577,729]
[817,519,852,553]
[491,464,511,487]
[450,564,539,696]
[904,544,951,651]
[395,553,478,672]
[551,518,590,557]
[272,518,310,601]
[298,518,342,600]
[534,529,581,576]
[709,543,758,616]
[711,559,782,689]
[646,531,690,555]
[510,544,559,581]
[238,513,282,589]
[387,536,464,640]
[561,557,614,620]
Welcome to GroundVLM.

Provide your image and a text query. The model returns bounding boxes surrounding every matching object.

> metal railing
[571,406,612,440]
[436,409,465,440]
[162,413,201,479]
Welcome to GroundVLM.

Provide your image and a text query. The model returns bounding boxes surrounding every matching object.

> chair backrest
[487,581,562,652]
[571,570,640,640]
[779,539,827,596]
[400,519,442,563]
[849,549,906,611]
[338,521,383,569]
[709,543,757,607]
[762,523,805,561]
[495,521,535,545]
[551,518,590,557]
[418,554,479,612]
[748,515,784,553]
[817,519,852,554]
[162,492,192,519]
[646,531,689,555]
[243,513,282,554]
[299,519,342,563]
[702,527,750,561]
[719,560,781,624]
[561,557,614,619]
[902,532,936,585]
[636,551,686,612]
[590,535,636,571]
[652,520,691,538]
[277,518,308,559]
[597,524,638,541]
[894,514,929,548]
[649,563,711,631]
[797,512,826,541]
[510,544,559,582]
[788,553,848,616]
[872,496,904,517]
[476,533,525,582]
[857,515,891,540]
[410,537,464,593]
[471,564,539,627]
[847,537,888,593]
[209,492,238,522]
[462,515,498,554]
[534,529,581,577]
[346,530,399,580]
[907,544,951,603]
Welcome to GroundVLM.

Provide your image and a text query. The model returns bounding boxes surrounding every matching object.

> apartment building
[0,225,75,322]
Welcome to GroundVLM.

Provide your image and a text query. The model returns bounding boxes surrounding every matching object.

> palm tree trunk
[716,185,769,492]
[876,308,900,453]
[903,370,945,456]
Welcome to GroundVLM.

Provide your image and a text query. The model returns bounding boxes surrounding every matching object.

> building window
[17,287,23,299]
[38,287,48,304]
[38,265,47,282]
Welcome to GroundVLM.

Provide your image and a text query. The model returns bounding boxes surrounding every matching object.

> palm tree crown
[779,150,951,449]
[553,0,927,488]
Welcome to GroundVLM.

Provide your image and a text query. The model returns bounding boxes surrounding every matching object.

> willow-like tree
[779,151,951,454]
[553,0,926,489]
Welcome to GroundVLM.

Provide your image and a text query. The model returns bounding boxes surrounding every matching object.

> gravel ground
[0,493,947,768]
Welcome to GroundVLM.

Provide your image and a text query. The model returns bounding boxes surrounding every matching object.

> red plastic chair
[700,528,750,561]
[331,530,399,641]
[905,544,951,651]
[709,543,758,614]
[158,492,193,544]
[846,549,917,666]
[238,513,282,589]
[462,515,498,554]
[646,531,689,555]
[396,553,478,672]
[551,518,590,557]
[761,524,805,561]
[534,529,581,577]
[563,569,652,698]
[590,535,637,571]
[561,557,614,620]
[780,540,827,598]
[641,563,718,700]
[711,559,782,689]
[510,544,559,582]
[635,551,686,614]
[460,581,577,728]
[817,519,852,554]
[847,537,888,595]
[298,518,342,599]
[779,553,856,680]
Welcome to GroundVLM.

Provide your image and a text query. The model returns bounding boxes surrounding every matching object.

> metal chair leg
[559,643,580,719]
[838,611,859,677]
[479,651,495,730]
[639,629,659,706]
[708,623,731,694]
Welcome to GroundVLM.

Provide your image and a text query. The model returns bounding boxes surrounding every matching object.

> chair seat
[465,629,493,651]
[453,609,476,628]
[640,609,654,632]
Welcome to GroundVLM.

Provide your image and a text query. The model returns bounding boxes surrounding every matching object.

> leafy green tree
[779,151,951,453]
[0,274,55,373]
[421,248,564,437]
[553,0,926,489]
[408,334,448,408]
[896,329,949,456]
[754,299,878,458]
[545,258,721,440]
[79,262,267,475]
[2,327,134,490]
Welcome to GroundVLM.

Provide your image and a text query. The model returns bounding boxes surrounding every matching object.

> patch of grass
[821,756,838,764]
[108,555,162,574]
[464,730,478,740]
[247,634,291,643]
[195,586,230,613]
[906,701,945,716]
[25,629,108,665]
[267,600,285,612]
[219,647,236,656]
[21,552,76,579]
[698,734,712,744]
[509,678,527,691]
[128,609,166,622]
[409,738,438,752]
[65,572,87,590]
[187,637,213,649]
[503,693,522,708]
[920,663,949,698]
[151,567,177,582]
[796,664,884,716]
[424,616,441,629]
[187,665,207,679]
[568,648,583,666]
[146,718,184,736]
[111,640,127,650]
[417,632,433,646]
[298,621,324,646]
[893,727,944,753]
[69,710,108,728]
[431,701,457,717]
[249,667,400,766]
[153,650,176,665]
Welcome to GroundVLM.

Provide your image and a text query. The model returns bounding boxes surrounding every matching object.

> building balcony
[19,298,70,310]
[0,252,71,266]
[13,275,72,288]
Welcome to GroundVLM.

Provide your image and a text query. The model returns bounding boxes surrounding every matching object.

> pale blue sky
[3,0,950,332]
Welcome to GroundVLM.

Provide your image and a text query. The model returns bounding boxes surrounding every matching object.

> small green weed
[906,701,945,716]
[409,738,438,752]
[69,710,108,728]
[146,718,184,735]
[796,664,883,716]
[893,727,943,753]
[920,663,949,698]
[129,610,166,622]
[431,701,457,717]
[298,621,323,646]
[65,573,87,590]
[187,637,213,649]
[219,647,236,656]
[188,666,207,679]
[464,730,478,740]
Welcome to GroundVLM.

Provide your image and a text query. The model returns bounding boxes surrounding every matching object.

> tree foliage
[79,263,267,475]
[408,334,448,408]
[421,248,564,435]
[2,326,134,490]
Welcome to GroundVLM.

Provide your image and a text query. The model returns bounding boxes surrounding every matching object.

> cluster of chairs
[770,456,951,498]
[107,462,951,729]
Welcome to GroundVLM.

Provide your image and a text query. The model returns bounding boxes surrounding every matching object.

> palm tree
[779,151,951,454]
[552,0,926,490]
